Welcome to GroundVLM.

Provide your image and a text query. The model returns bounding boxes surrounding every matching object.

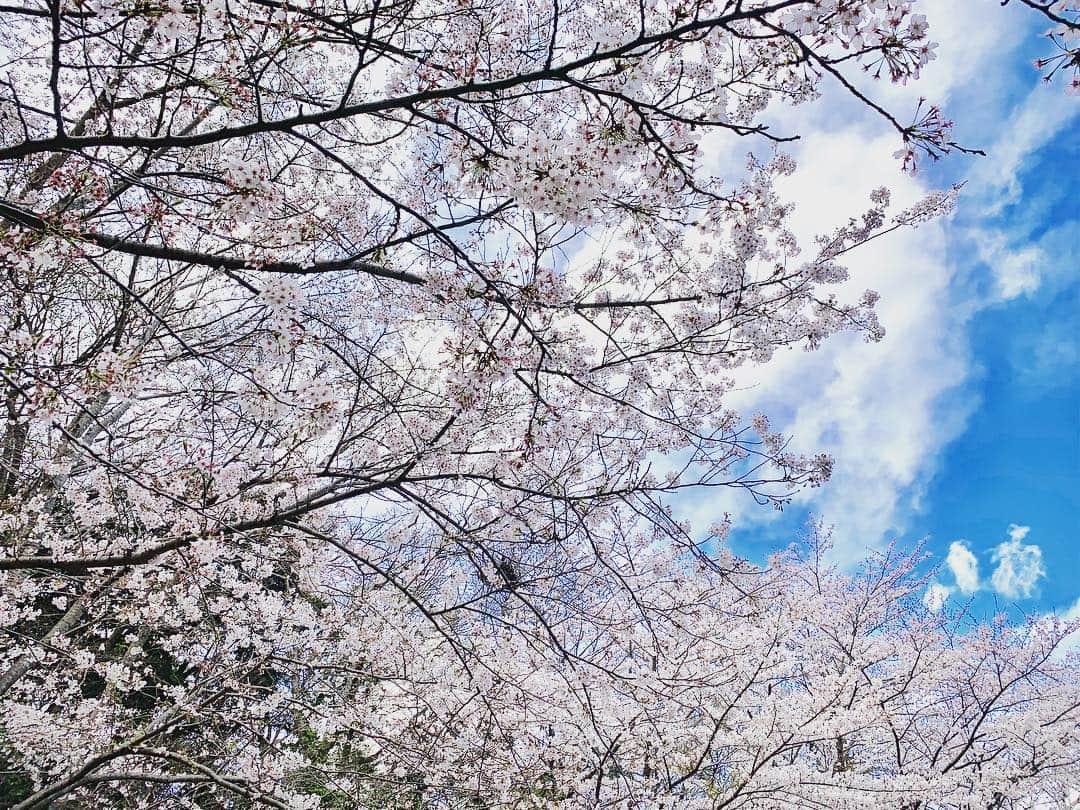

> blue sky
[682,0,1079,619]
[912,112,1079,616]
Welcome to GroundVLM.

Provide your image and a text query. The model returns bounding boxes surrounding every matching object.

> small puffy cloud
[923,583,953,613]
[995,246,1043,300]
[991,526,1045,599]
[977,233,1044,301]
[1008,523,1031,542]
[945,540,980,594]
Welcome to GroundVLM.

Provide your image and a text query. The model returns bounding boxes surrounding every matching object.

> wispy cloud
[966,89,1080,217]
[991,524,1046,599]
[697,129,973,562]
[977,233,1044,301]
[1010,305,1080,391]
[1008,523,1031,542]
[682,3,1075,568]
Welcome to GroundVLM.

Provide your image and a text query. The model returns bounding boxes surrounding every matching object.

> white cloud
[922,526,1046,607]
[946,540,980,594]
[991,527,1045,599]
[681,2,1040,562]
[977,234,1044,300]
[923,583,954,613]
[960,74,1080,308]
[907,0,1027,103]
[1011,313,1080,391]
[921,540,980,612]
[967,88,1080,217]
[673,4,1074,564]
[1008,523,1031,542]
[707,129,972,561]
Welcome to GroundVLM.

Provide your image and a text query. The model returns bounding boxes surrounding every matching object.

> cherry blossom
[0,1,1075,807]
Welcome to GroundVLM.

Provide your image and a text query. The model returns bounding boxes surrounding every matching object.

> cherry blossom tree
[0,0,1077,808]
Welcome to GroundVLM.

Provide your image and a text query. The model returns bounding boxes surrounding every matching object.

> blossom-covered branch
[0,0,1076,807]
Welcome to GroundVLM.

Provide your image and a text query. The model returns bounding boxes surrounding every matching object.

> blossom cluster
[0,0,1074,807]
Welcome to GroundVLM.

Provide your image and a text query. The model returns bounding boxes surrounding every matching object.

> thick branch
[0,200,426,285]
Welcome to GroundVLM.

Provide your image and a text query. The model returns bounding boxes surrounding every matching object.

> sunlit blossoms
[0,0,1077,808]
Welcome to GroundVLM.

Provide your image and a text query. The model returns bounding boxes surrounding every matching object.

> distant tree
[0,0,1076,808]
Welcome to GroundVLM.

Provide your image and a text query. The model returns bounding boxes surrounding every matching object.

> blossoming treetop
[0,0,1077,807]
